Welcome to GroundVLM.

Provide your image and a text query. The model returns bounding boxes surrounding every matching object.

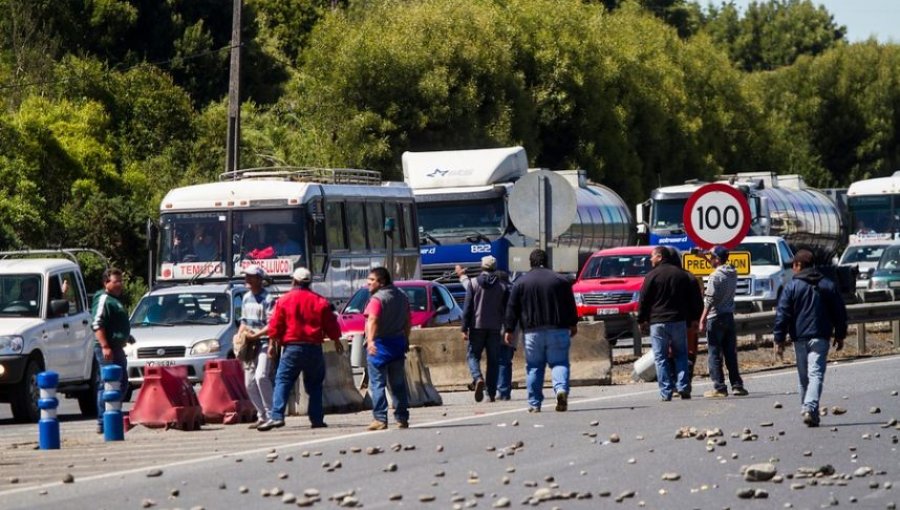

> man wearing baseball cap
[239,265,277,428]
[699,245,748,398]
[258,267,344,431]
[461,255,510,403]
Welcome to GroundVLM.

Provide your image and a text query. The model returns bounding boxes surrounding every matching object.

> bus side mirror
[146,219,159,250]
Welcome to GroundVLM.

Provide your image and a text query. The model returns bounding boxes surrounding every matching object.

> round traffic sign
[682,183,751,249]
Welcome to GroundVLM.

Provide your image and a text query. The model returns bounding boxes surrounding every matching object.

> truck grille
[735,277,752,296]
[137,346,187,359]
[421,264,477,281]
[583,291,634,305]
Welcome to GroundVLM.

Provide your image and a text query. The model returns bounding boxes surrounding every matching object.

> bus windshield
[652,198,687,230]
[159,212,228,265]
[232,209,306,274]
[848,195,895,235]
[417,198,506,239]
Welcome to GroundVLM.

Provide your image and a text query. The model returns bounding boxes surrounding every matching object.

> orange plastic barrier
[198,359,256,424]
[129,366,204,430]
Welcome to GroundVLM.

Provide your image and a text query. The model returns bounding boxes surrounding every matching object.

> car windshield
[877,245,900,270]
[342,286,429,314]
[841,244,888,264]
[734,242,779,265]
[0,274,42,318]
[581,255,652,279]
[131,292,231,326]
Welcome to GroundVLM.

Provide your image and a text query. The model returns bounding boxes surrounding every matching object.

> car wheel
[11,358,43,423]
[77,359,100,417]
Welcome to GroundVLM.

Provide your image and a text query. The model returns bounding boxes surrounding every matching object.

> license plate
[890,281,900,288]
[596,309,620,316]
[146,360,176,366]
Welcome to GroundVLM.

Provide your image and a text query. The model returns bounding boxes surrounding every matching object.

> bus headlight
[574,293,584,306]
[191,339,220,356]
[0,335,24,355]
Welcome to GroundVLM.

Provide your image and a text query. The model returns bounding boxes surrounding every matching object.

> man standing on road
[773,249,847,427]
[495,270,516,401]
[699,246,748,398]
[239,265,276,429]
[503,249,578,413]
[258,267,344,431]
[638,246,696,401]
[365,267,412,430]
[91,268,130,435]
[461,255,510,403]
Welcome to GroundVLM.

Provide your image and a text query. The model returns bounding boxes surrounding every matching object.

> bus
[150,167,420,304]
[847,171,900,244]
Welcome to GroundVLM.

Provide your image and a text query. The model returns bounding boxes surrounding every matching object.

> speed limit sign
[683,183,751,249]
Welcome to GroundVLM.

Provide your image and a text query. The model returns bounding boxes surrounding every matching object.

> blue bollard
[37,371,60,450]
[101,365,124,441]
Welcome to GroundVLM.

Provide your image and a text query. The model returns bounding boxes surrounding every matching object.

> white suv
[730,236,795,312]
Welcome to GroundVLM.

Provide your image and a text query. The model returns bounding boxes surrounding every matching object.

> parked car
[572,246,655,344]
[125,283,245,388]
[337,280,462,341]
[838,241,892,299]
[866,243,900,302]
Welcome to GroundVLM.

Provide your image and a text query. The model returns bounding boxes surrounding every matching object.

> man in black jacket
[638,246,698,401]
[504,249,578,413]
[773,249,847,427]
[462,255,510,403]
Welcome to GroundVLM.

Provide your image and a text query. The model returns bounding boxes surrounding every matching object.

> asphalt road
[1,355,899,509]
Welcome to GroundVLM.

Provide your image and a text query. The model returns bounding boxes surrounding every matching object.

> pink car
[338,280,463,338]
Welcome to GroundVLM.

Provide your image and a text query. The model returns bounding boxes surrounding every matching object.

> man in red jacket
[258,267,344,431]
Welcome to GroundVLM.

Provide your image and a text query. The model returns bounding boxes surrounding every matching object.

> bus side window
[402,203,417,249]
[366,202,385,250]
[346,201,367,251]
[325,201,347,251]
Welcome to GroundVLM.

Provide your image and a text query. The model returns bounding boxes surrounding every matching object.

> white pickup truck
[729,236,795,312]
[0,252,99,422]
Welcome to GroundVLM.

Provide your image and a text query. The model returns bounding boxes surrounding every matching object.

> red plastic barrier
[198,359,256,424]
[129,366,204,430]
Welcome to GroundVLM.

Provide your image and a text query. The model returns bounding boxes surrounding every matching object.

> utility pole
[225,0,242,177]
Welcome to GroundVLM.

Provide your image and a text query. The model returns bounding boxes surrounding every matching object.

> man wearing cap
[699,246,748,398]
[258,267,344,431]
[462,255,510,403]
[239,265,277,428]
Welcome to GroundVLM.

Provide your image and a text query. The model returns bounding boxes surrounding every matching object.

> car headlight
[190,339,220,355]
[871,279,888,290]
[754,278,774,294]
[573,293,584,306]
[0,335,24,355]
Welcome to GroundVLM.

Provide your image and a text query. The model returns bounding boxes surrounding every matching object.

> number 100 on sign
[683,183,750,249]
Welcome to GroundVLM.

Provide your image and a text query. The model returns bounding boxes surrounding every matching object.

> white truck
[728,236,795,312]
[0,251,100,422]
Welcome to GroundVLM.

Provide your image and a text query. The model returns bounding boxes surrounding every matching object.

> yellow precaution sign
[682,251,751,276]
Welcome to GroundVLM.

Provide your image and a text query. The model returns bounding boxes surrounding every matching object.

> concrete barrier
[410,322,611,391]
[288,342,370,416]
[404,346,442,407]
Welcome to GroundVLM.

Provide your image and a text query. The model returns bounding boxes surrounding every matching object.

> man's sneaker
[95,423,104,435]
[367,420,388,431]
[397,420,409,429]
[528,406,541,413]
[498,395,511,401]
[474,379,485,403]
[732,387,749,396]
[248,419,265,430]
[703,389,728,399]
[488,395,496,403]
[310,422,328,429]
[677,391,691,400]
[257,419,285,431]
[802,411,820,427]
[555,391,568,412]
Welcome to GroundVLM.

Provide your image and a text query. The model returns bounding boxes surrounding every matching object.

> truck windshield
[0,274,42,317]
[652,198,687,230]
[580,255,652,279]
[131,292,231,326]
[840,244,888,264]
[417,198,505,239]
[734,242,778,265]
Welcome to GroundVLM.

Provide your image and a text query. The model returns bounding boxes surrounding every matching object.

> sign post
[683,183,751,250]
[508,170,577,271]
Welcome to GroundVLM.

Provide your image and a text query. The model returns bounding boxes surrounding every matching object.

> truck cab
[728,237,794,312]
[0,256,97,422]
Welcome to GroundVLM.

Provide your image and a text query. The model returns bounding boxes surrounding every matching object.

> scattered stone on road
[661,472,681,481]
[743,463,778,482]
[146,469,163,478]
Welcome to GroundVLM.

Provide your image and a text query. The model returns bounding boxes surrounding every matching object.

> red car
[571,246,656,344]
[337,280,462,339]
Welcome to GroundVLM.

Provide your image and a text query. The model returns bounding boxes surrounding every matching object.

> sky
[720,0,900,43]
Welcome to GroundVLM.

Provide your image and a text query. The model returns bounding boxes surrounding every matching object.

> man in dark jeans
[699,246,748,398]
[91,268,131,434]
[461,255,510,403]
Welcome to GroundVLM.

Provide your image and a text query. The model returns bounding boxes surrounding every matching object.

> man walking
[258,267,344,431]
[503,249,578,413]
[461,255,510,403]
[91,268,130,434]
[239,265,276,429]
[365,267,412,430]
[773,249,847,427]
[638,246,696,401]
[699,246,748,398]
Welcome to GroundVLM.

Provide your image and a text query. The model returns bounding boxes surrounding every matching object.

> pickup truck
[728,236,795,312]
[0,252,99,422]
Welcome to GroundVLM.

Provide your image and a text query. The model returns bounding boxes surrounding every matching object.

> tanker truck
[402,146,634,302]
[636,172,847,310]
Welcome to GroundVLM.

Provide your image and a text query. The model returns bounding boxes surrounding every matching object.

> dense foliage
[1,0,899,291]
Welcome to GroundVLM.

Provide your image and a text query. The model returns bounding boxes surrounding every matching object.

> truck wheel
[11,359,43,423]
[77,360,99,417]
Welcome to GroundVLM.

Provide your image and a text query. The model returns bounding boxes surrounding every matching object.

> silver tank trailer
[756,185,843,260]
[552,182,635,254]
